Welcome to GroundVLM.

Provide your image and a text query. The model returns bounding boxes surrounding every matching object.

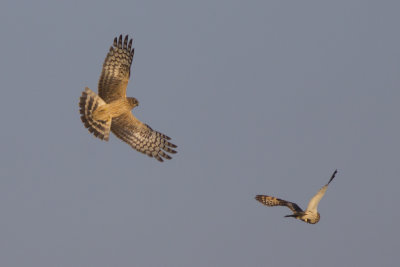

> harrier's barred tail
[79,87,111,141]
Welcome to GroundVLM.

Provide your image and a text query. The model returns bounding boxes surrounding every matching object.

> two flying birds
[79,35,337,224]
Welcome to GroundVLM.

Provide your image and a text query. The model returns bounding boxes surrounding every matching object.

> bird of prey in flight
[255,170,338,224]
[79,35,177,162]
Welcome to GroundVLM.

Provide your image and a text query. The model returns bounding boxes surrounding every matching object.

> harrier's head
[127,97,139,109]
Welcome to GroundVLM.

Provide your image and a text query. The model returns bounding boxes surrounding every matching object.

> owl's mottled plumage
[79,35,177,162]
[255,170,337,224]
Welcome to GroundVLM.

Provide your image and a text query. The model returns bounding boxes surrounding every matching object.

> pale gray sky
[1,0,399,266]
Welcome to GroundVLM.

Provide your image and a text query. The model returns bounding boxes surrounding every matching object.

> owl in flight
[79,35,177,162]
[255,170,337,224]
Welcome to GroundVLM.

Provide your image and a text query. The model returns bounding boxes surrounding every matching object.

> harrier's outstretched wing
[111,112,177,162]
[255,195,303,213]
[98,35,135,103]
[306,170,337,213]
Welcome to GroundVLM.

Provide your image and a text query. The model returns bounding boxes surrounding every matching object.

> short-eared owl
[255,170,337,224]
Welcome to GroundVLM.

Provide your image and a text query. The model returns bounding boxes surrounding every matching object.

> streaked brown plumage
[79,35,177,162]
[255,170,337,224]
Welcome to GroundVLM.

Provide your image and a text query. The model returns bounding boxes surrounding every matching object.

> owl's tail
[79,87,111,141]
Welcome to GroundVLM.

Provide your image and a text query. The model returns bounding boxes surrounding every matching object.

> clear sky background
[1,0,399,266]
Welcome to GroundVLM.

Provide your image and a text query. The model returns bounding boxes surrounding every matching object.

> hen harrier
[255,170,337,224]
[79,35,177,162]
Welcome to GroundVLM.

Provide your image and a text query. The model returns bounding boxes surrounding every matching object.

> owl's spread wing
[110,112,177,162]
[255,195,303,213]
[98,35,135,103]
[306,169,337,212]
